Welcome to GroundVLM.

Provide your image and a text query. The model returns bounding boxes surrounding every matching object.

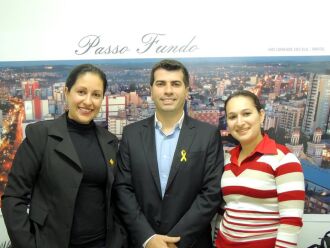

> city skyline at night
[0,56,330,213]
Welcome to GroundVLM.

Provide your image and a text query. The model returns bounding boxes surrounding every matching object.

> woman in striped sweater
[214,90,305,248]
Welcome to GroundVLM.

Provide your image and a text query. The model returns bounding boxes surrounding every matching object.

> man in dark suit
[115,59,224,248]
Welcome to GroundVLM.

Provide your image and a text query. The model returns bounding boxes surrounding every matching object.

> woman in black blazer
[1,64,126,248]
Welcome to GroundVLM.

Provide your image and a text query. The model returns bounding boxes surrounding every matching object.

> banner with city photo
[0,56,329,214]
[1,0,330,219]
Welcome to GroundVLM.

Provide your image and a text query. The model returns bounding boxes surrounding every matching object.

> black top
[67,116,107,248]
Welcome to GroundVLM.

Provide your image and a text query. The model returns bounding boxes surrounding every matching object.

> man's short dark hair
[150,59,190,87]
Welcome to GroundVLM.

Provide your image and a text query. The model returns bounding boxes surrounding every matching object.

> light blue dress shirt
[154,113,184,197]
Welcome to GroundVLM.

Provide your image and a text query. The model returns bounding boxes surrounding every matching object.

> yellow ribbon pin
[109,159,115,166]
[180,149,187,162]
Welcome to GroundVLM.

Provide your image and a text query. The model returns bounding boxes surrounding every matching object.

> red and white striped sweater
[214,135,305,248]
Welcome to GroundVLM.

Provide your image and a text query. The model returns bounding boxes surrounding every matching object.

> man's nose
[164,84,173,94]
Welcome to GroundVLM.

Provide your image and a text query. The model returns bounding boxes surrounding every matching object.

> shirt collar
[229,134,278,157]
[154,111,185,132]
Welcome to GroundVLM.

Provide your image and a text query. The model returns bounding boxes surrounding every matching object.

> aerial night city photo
[0,56,329,213]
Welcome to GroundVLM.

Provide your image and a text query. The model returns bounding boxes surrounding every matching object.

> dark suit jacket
[1,114,126,248]
[115,115,224,248]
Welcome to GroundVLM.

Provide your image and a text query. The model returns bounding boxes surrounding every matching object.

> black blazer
[115,115,224,248]
[1,114,126,248]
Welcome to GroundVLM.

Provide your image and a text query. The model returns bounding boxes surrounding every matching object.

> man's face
[151,68,189,116]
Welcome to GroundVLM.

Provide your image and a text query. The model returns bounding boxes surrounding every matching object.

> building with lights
[302,73,330,135]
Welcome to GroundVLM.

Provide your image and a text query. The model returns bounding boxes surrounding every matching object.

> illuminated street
[0,97,24,207]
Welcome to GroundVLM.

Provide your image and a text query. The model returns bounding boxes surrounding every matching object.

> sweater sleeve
[274,150,305,248]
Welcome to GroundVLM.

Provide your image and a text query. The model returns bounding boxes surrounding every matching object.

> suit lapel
[96,127,117,187]
[141,116,162,197]
[96,127,117,210]
[50,115,117,181]
[49,114,82,170]
[96,127,117,170]
[165,116,196,193]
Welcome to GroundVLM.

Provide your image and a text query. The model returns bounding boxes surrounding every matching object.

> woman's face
[226,95,265,147]
[65,72,104,124]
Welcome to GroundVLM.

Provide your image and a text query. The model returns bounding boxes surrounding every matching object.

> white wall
[0,213,9,244]
[298,215,330,247]
[1,0,329,62]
